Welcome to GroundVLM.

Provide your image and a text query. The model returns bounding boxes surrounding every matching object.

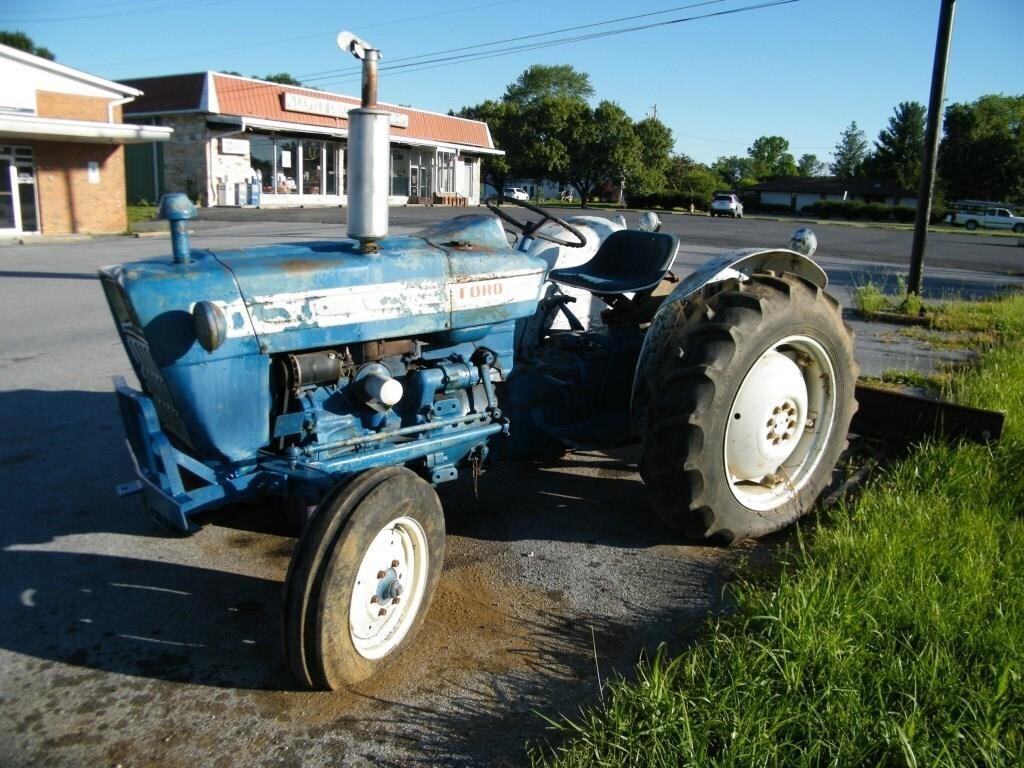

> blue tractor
[100,34,856,690]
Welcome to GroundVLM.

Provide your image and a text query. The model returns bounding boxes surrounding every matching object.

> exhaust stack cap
[158,193,198,264]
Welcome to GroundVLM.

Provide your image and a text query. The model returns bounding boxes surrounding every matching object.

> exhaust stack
[339,31,389,253]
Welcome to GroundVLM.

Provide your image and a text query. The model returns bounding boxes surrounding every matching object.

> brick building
[121,72,501,208]
[0,44,171,237]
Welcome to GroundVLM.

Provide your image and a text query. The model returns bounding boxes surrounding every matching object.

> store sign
[282,92,410,129]
[221,137,250,155]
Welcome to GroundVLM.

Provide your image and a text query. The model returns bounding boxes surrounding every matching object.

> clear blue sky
[3,0,1021,167]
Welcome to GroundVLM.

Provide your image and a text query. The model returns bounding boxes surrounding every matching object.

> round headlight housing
[192,300,228,352]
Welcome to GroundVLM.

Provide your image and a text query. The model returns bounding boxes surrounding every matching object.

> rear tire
[1013,223,1024,234]
[636,273,857,544]
[283,467,445,689]
[965,220,979,231]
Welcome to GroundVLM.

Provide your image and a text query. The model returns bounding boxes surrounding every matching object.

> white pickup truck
[949,206,1024,233]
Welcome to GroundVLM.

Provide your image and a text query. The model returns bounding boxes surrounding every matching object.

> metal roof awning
[0,114,173,144]
[214,115,504,156]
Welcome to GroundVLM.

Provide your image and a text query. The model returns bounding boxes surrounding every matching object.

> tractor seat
[548,230,680,295]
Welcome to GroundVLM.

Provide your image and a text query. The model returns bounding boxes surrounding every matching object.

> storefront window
[390,149,408,196]
[276,140,298,194]
[326,141,341,196]
[437,151,456,193]
[245,134,353,199]
[302,141,322,194]
[250,135,275,193]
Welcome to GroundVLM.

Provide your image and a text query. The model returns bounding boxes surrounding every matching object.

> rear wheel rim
[724,334,837,512]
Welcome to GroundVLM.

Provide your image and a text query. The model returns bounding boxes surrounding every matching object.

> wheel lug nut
[376,570,385,579]
[391,560,400,567]
[392,597,400,605]
[370,595,379,604]
[378,608,387,617]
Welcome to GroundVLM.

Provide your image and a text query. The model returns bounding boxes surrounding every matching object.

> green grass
[127,204,158,225]
[531,295,1024,767]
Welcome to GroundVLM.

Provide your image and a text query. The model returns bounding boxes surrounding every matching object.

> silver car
[710,193,743,218]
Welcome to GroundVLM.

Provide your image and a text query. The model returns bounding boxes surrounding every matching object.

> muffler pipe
[338,31,389,252]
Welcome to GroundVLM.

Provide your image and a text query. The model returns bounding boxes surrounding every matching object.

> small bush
[853,281,888,316]
[862,202,891,221]
[803,200,946,224]
[756,203,794,215]
[892,205,916,223]
[627,191,708,212]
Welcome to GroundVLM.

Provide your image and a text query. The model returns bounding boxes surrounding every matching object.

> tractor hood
[101,214,548,361]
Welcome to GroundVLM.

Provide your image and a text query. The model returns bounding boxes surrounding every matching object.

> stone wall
[157,115,211,205]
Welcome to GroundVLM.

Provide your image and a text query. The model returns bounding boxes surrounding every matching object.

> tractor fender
[630,247,827,426]
[662,246,827,308]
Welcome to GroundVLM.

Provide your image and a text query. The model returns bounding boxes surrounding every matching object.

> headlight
[192,300,227,352]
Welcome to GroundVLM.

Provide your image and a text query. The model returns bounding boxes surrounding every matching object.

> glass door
[302,140,322,195]
[15,148,38,232]
[410,163,421,197]
[0,151,15,232]
[325,142,340,196]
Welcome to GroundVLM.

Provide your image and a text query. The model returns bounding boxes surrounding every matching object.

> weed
[852,281,888,316]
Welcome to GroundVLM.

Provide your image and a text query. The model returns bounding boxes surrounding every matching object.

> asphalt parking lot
[1,211,1020,766]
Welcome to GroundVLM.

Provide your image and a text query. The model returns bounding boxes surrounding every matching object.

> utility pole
[650,104,658,120]
[908,0,957,297]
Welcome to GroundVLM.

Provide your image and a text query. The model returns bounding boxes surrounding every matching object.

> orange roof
[124,72,496,152]
[213,74,494,150]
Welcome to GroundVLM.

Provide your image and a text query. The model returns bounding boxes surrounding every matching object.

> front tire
[283,467,445,689]
[1013,223,1024,234]
[965,220,979,231]
[636,273,857,544]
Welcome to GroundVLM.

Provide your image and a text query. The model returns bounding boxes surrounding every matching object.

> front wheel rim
[724,335,838,512]
[349,516,429,660]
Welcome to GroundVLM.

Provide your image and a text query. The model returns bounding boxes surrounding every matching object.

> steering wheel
[485,197,587,248]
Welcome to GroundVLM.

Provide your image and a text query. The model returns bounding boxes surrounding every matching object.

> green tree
[830,121,868,178]
[0,30,55,60]
[461,65,646,205]
[503,64,593,106]
[458,99,514,192]
[667,157,719,207]
[747,135,797,179]
[797,153,826,176]
[562,100,641,206]
[261,72,303,86]
[864,101,926,188]
[711,155,757,188]
[627,117,674,196]
[938,94,1024,202]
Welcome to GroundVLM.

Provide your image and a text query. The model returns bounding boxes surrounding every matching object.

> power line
[0,0,245,24]
[56,0,526,70]
[306,0,798,90]
[297,0,727,83]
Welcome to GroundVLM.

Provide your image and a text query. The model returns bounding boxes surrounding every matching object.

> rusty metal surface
[852,384,1004,444]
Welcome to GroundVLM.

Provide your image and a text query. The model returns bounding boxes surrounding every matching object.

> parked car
[503,187,530,201]
[710,193,743,218]
[948,206,1024,233]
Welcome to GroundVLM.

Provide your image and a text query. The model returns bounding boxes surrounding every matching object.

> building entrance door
[409,164,430,199]
[0,147,39,235]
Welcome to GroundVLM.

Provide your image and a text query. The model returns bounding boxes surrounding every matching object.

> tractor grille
[122,330,194,450]
[101,276,193,450]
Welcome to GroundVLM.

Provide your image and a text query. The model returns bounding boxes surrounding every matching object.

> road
[0,212,1020,767]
